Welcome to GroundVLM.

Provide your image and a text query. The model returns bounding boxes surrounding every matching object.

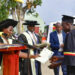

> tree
[0,0,42,33]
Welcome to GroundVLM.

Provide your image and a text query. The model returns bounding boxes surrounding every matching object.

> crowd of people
[0,14,75,75]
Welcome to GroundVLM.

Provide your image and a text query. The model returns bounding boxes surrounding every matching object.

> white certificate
[35,47,54,63]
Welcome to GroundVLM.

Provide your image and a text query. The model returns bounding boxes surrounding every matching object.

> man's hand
[48,62,62,69]
[50,56,64,63]
[30,54,40,59]
[60,44,64,48]
[50,56,59,63]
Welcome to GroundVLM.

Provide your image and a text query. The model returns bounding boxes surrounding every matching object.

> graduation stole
[23,32,36,75]
[64,52,75,56]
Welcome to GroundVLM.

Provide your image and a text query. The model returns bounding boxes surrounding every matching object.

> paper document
[35,48,54,63]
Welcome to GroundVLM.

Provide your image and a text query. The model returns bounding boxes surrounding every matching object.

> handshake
[48,56,64,69]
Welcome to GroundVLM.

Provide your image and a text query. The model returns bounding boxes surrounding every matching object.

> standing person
[62,15,75,75]
[0,19,18,75]
[18,20,41,75]
[50,22,67,75]
[50,15,75,75]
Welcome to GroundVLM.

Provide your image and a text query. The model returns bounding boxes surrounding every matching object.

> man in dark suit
[50,22,67,75]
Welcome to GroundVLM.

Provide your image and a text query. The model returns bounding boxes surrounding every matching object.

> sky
[23,0,75,25]
[35,0,75,25]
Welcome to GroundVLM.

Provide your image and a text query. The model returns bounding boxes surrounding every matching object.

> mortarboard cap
[23,20,39,26]
[62,15,75,24]
[0,19,18,31]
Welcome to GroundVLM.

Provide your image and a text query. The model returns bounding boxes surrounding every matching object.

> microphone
[1,33,8,40]
[2,33,8,37]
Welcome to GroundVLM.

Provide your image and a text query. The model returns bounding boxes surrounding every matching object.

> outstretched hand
[50,56,59,63]
[50,56,64,63]
[30,54,40,59]
[48,62,62,69]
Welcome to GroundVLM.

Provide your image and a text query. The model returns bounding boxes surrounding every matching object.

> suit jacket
[50,31,66,55]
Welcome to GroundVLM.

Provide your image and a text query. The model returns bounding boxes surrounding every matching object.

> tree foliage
[0,0,42,33]
[33,0,42,6]
[0,0,18,21]
[0,0,42,21]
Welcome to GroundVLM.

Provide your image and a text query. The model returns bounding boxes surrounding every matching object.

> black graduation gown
[18,34,32,75]
[63,30,75,66]
[18,34,41,75]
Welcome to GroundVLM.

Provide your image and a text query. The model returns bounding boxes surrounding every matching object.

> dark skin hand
[60,44,64,48]
[30,54,40,59]
[19,51,40,59]
[49,56,63,69]
[50,56,64,63]
[48,62,62,69]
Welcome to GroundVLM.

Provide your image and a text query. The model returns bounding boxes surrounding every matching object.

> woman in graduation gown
[0,19,19,75]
